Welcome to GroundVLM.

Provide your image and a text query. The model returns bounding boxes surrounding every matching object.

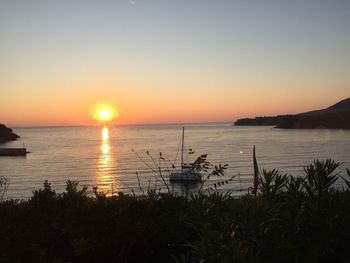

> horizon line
[10,121,234,129]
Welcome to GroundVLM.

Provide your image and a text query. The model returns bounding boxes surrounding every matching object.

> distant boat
[0,148,29,156]
[169,127,202,182]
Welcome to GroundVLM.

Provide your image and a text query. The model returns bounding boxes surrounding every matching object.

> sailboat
[169,127,202,182]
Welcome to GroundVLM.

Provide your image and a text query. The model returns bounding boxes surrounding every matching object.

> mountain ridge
[234,97,350,129]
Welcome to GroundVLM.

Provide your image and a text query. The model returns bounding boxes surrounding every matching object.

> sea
[1,123,350,199]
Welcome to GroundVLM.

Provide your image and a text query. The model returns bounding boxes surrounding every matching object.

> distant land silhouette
[234,97,350,129]
[0,123,20,143]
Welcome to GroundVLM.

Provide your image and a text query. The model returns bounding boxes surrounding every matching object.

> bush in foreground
[1,159,350,263]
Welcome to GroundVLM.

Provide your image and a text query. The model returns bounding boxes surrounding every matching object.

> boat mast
[181,126,184,167]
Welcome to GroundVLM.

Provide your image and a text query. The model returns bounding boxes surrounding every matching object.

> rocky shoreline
[0,123,20,143]
[234,97,350,129]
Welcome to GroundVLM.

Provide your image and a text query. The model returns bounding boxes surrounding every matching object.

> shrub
[1,159,350,262]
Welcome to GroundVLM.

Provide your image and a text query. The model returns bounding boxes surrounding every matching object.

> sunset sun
[99,109,111,121]
[90,102,119,124]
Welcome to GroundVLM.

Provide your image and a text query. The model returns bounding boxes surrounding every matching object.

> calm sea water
[1,123,349,199]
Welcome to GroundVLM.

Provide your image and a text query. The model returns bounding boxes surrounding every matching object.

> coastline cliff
[0,123,20,143]
[234,97,350,129]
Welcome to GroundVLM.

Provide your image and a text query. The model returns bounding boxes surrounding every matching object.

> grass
[0,159,350,262]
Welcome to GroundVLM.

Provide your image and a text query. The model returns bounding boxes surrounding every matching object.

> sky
[1,0,349,126]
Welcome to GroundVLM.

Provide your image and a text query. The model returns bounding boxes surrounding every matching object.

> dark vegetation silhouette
[131,149,234,194]
[1,159,350,262]
[0,177,9,202]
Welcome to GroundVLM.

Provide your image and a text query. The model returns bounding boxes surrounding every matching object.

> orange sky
[1,1,349,127]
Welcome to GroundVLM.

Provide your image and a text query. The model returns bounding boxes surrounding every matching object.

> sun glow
[90,102,119,124]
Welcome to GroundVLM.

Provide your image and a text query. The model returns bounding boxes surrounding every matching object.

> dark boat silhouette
[0,148,29,156]
[169,127,202,182]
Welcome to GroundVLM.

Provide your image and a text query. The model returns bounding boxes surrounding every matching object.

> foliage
[1,159,350,262]
[132,149,233,194]
[258,169,288,198]
[300,159,340,198]
[341,168,350,189]
[0,176,9,202]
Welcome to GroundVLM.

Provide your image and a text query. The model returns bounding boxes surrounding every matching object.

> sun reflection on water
[102,127,109,141]
[97,127,116,195]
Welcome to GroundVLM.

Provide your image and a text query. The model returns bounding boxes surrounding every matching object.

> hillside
[327,97,350,110]
[234,97,350,129]
[0,123,20,143]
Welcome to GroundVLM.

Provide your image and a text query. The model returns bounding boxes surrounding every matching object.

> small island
[234,97,350,129]
[0,123,20,143]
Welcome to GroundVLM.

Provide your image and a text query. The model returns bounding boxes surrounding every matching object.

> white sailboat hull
[170,127,202,182]
[170,170,202,182]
